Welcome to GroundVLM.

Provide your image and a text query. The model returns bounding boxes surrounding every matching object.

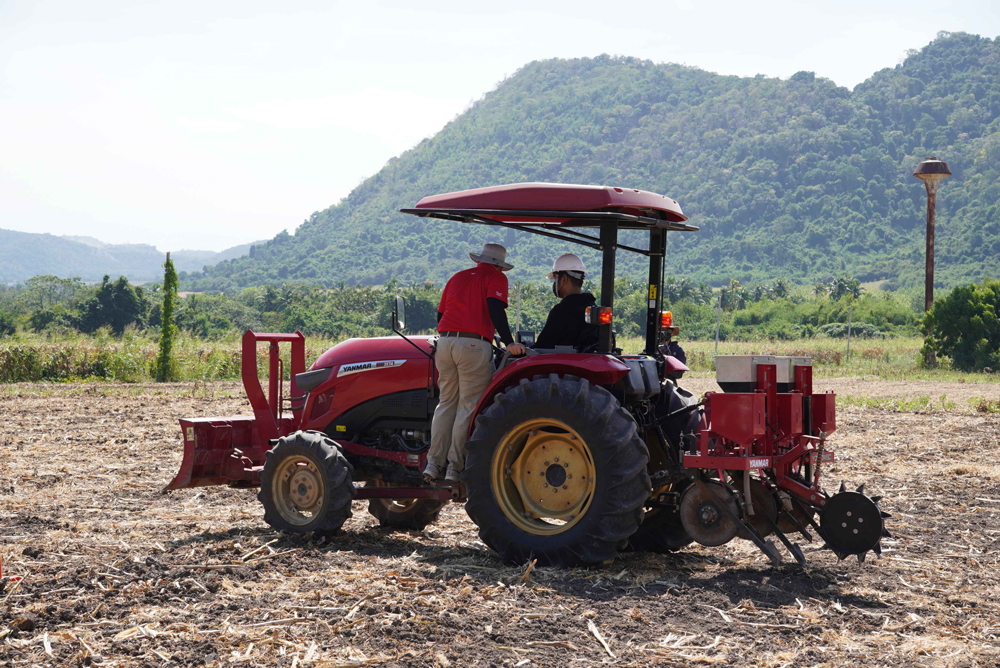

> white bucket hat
[470,243,513,271]
[547,253,586,280]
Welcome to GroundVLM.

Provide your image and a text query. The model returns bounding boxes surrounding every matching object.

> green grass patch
[1,329,995,385]
[0,329,346,383]
[616,335,995,384]
[969,397,1000,414]
[839,394,957,412]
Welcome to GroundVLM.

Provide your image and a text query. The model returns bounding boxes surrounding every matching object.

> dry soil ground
[1,378,999,668]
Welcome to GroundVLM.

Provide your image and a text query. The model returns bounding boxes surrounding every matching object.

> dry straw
[1,380,998,665]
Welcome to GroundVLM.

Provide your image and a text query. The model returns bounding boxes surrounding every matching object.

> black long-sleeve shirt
[534,292,600,351]
[487,298,514,345]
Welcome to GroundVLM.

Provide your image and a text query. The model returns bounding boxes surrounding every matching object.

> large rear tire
[259,431,356,536]
[367,480,445,530]
[464,375,650,567]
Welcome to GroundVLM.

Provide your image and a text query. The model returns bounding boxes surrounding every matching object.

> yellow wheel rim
[272,455,325,526]
[372,479,419,513]
[491,418,596,535]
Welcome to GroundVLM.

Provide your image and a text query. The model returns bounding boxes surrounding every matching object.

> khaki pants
[425,336,494,480]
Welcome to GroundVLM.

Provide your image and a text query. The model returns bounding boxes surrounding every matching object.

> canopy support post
[644,228,666,355]
[599,222,617,354]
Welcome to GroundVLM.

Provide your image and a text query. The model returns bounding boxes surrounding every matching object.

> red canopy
[408,182,688,227]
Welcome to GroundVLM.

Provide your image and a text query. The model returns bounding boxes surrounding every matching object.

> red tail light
[585,306,613,325]
[661,311,673,327]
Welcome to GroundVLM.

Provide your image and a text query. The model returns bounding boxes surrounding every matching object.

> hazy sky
[2,1,998,252]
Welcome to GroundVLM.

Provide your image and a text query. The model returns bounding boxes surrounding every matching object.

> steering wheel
[497,346,539,371]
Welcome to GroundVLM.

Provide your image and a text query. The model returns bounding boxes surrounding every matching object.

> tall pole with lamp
[913,158,951,312]
[913,157,951,364]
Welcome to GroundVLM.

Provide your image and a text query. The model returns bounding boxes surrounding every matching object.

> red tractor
[167,183,889,567]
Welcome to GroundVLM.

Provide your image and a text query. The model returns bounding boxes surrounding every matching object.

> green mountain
[0,229,264,284]
[186,32,1000,291]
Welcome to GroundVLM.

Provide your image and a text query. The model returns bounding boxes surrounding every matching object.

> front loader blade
[165,417,265,491]
[165,431,198,490]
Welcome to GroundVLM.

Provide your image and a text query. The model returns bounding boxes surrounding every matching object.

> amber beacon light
[585,306,613,325]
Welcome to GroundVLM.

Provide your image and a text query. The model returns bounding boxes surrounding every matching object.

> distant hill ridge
[0,228,264,284]
[180,31,1000,292]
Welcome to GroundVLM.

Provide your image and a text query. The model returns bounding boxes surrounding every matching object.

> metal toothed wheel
[258,431,356,535]
[820,482,891,563]
[464,374,650,567]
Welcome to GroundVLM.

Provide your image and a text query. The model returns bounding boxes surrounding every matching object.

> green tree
[78,275,149,335]
[772,279,790,299]
[28,305,74,332]
[922,279,1000,372]
[0,309,15,337]
[829,276,864,300]
[19,275,84,310]
[156,256,179,381]
[720,279,748,311]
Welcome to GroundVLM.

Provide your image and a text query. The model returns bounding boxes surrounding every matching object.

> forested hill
[186,32,1000,292]
[0,229,262,284]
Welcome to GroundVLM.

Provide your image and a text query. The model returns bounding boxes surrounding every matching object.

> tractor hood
[311,336,434,373]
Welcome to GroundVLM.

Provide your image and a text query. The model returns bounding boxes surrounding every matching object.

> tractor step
[357,485,457,502]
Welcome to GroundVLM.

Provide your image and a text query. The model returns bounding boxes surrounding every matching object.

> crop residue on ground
[1,380,999,667]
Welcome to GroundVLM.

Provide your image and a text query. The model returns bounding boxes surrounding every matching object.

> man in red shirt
[425,243,525,482]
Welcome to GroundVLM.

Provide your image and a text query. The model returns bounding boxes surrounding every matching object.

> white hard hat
[547,253,586,280]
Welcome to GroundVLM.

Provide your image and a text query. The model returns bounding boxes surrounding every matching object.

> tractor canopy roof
[401,182,696,351]
[400,182,697,233]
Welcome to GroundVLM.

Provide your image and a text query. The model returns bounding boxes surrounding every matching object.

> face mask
[552,277,561,298]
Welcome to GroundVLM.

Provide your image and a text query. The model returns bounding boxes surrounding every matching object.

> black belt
[440,331,490,343]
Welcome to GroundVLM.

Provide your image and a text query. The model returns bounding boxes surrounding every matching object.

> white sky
[2,1,998,252]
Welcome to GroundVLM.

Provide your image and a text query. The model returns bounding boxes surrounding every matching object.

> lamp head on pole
[914,157,951,194]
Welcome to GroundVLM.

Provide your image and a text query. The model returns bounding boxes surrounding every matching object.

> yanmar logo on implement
[337,359,407,377]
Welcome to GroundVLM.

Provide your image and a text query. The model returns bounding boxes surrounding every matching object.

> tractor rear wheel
[367,480,445,530]
[259,431,356,536]
[464,375,650,567]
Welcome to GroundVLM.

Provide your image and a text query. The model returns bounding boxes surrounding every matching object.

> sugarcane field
[1,373,998,668]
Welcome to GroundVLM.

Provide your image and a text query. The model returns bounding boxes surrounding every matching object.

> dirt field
[1,379,999,667]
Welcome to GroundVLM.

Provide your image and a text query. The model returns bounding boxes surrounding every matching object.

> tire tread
[258,430,356,536]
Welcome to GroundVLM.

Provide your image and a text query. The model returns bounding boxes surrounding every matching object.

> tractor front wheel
[464,375,650,567]
[259,431,356,536]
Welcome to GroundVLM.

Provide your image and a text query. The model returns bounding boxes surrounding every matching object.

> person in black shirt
[534,254,600,352]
